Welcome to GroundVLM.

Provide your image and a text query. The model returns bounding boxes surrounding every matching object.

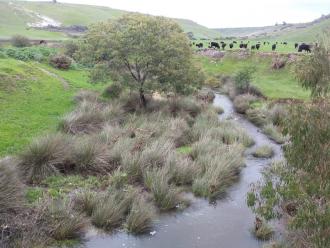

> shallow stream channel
[85,93,283,248]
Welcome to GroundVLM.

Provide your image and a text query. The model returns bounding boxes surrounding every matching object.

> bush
[125,197,155,234]
[271,58,286,70]
[103,82,124,99]
[233,94,257,114]
[0,158,24,216]
[269,104,287,126]
[49,54,72,70]
[18,134,72,184]
[64,40,79,58]
[74,190,98,216]
[11,35,31,47]
[246,108,269,127]
[252,145,274,158]
[234,66,256,94]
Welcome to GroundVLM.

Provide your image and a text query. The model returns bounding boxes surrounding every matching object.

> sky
[30,0,330,28]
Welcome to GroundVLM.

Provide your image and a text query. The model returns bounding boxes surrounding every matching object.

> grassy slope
[0,0,218,39]
[0,58,106,156]
[215,17,330,42]
[198,55,310,100]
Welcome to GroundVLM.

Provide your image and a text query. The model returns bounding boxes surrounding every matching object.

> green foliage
[103,82,123,99]
[11,35,31,47]
[26,187,44,203]
[294,35,330,98]
[63,40,79,58]
[234,66,256,94]
[0,46,56,62]
[77,13,204,105]
[248,100,330,247]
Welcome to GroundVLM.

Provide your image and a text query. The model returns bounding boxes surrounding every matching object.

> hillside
[0,0,219,39]
[215,14,330,42]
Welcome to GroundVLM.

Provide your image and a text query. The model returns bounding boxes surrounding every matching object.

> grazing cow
[196,43,203,48]
[243,44,248,49]
[210,41,220,49]
[221,43,227,50]
[251,45,256,50]
[298,43,311,53]
[233,41,237,44]
[272,44,276,51]
[263,42,266,45]
[294,43,299,49]
[39,40,47,45]
[229,43,234,49]
[256,44,260,50]
[283,42,288,45]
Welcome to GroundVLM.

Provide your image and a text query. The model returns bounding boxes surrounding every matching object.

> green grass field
[0,0,218,39]
[0,58,107,156]
[198,55,310,100]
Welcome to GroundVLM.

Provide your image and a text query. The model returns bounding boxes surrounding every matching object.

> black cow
[283,42,288,45]
[233,41,237,44]
[298,43,311,53]
[263,42,266,45]
[196,43,203,48]
[39,40,47,45]
[256,44,260,50]
[251,45,256,50]
[221,43,227,50]
[272,44,276,51]
[210,41,220,49]
[294,43,299,49]
[229,43,234,49]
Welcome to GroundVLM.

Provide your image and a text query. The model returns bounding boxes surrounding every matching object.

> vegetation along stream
[85,93,284,248]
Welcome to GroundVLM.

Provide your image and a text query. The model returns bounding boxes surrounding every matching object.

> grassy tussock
[253,145,274,158]
[0,158,24,216]
[144,168,185,210]
[169,156,198,186]
[74,190,98,216]
[246,108,269,127]
[233,94,258,114]
[253,221,274,241]
[262,124,287,144]
[19,134,72,184]
[125,196,155,234]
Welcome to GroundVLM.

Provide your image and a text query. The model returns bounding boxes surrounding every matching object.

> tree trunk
[139,88,147,108]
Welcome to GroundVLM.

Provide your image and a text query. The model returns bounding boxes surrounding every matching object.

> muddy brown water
[84,93,283,248]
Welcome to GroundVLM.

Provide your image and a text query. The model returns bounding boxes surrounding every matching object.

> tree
[76,13,204,106]
[294,34,330,98]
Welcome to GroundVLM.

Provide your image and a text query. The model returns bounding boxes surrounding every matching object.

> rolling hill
[215,14,330,42]
[0,0,220,39]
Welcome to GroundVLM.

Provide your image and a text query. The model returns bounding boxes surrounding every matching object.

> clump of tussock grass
[144,168,186,211]
[43,199,87,241]
[74,90,99,104]
[125,196,155,234]
[97,124,125,145]
[192,143,244,199]
[253,220,274,241]
[191,110,220,140]
[91,188,136,231]
[0,158,24,216]
[73,190,98,216]
[268,104,288,126]
[233,94,258,114]
[253,145,274,158]
[121,152,143,183]
[212,105,224,115]
[139,138,175,169]
[70,138,112,175]
[110,168,129,189]
[167,97,202,118]
[59,100,106,135]
[262,124,287,144]
[246,108,269,127]
[196,89,215,103]
[168,155,198,186]
[163,118,194,147]
[18,134,72,184]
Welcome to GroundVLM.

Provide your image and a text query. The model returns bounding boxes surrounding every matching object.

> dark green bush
[11,35,31,48]
[49,54,72,70]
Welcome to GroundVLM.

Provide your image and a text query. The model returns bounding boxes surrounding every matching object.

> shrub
[246,109,269,127]
[233,94,257,114]
[74,190,98,216]
[125,196,155,234]
[253,220,274,241]
[64,40,79,58]
[49,54,72,70]
[11,35,31,47]
[248,85,264,98]
[0,158,24,216]
[234,66,256,94]
[18,134,72,184]
[271,58,286,70]
[252,145,274,158]
[103,82,124,99]
[262,124,286,144]
[269,104,287,126]
[169,155,198,186]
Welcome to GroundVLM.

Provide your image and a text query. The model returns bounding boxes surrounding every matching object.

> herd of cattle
[192,40,312,53]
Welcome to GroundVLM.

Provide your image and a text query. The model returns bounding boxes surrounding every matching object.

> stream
[85,93,283,248]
